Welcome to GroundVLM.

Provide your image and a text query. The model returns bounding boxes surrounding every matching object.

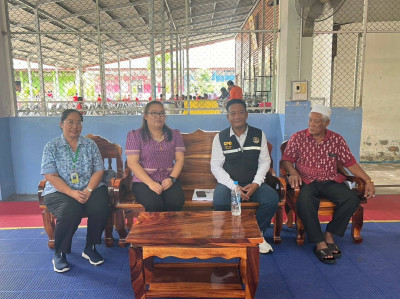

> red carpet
[363,194,400,221]
[0,195,399,229]
[0,201,87,228]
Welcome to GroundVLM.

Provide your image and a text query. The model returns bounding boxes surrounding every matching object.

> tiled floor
[360,163,400,195]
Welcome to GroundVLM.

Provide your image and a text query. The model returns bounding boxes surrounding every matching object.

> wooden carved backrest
[267,141,273,169]
[85,134,123,178]
[179,129,274,191]
[180,129,218,189]
[280,141,289,176]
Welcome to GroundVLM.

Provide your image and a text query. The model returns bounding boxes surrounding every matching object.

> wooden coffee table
[126,210,263,299]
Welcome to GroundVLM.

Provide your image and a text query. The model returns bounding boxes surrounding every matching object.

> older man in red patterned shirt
[282,104,375,264]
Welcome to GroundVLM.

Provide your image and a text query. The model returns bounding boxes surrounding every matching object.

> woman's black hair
[60,109,83,122]
[141,101,172,142]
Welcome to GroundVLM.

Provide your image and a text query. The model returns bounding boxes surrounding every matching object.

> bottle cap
[233,181,238,185]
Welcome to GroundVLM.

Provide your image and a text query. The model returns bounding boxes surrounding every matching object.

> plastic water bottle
[231,181,241,216]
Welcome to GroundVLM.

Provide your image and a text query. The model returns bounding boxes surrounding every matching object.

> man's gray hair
[309,111,330,124]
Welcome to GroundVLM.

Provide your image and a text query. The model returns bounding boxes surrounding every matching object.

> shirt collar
[230,124,248,138]
[306,128,332,142]
[58,134,86,147]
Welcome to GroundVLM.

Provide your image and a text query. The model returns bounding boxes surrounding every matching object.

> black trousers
[132,180,185,212]
[44,185,109,253]
[296,181,360,244]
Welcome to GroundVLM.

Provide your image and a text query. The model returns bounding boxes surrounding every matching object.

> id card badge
[70,171,80,184]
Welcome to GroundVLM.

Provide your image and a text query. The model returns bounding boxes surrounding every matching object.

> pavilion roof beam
[59,1,148,21]
[188,19,244,32]
[11,1,101,61]
[171,4,255,25]
[177,34,233,49]
[11,37,80,64]
[55,0,151,56]
[164,0,177,31]
[231,0,242,23]
[12,1,148,28]
[127,0,149,27]
[103,1,150,55]
[12,0,124,66]
[50,0,121,56]
[70,11,249,33]
[39,0,147,58]
[191,12,249,28]
[11,1,252,30]
[211,1,217,26]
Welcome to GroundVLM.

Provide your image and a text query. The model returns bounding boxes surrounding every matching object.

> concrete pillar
[169,21,174,100]
[27,57,34,101]
[0,0,16,117]
[161,2,166,100]
[117,51,121,100]
[277,1,298,113]
[77,35,84,97]
[55,64,60,101]
[149,0,156,101]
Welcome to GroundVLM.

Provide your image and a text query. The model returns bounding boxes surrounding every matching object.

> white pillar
[0,0,15,116]
[27,57,34,101]
[277,1,301,113]
[55,64,60,101]
[277,1,314,113]
[149,0,156,101]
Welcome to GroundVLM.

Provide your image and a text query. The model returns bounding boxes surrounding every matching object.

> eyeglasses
[64,120,83,126]
[147,111,166,117]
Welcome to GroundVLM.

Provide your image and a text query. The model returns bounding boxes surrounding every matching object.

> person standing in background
[227,80,243,100]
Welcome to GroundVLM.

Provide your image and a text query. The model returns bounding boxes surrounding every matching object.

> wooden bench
[38,134,123,249]
[111,129,286,247]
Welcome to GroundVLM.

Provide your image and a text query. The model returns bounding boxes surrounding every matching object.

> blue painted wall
[0,117,15,200]
[8,113,283,195]
[284,101,362,161]
[2,106,362,197]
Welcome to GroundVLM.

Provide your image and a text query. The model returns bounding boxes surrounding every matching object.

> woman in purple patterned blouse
[125,101,186,211]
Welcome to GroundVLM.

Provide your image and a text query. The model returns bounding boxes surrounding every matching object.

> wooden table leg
[245,246,260,299]
[129,246,146,299]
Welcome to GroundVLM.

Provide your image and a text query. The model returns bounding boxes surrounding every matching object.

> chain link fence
[8,0,272,116]
[7,1,400,115]
[311,0,400,108]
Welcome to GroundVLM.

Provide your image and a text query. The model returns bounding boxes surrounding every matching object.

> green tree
[190,69,219,96]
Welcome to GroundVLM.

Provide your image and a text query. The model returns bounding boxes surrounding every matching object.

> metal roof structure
[7,0,259,68]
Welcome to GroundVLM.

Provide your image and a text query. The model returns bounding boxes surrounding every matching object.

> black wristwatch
[169,176,177,183]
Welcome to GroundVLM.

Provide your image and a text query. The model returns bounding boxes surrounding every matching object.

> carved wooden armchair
[279,140,368,245]
[38,134,123,249]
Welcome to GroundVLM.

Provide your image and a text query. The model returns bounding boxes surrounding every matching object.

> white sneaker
[258,238,273,254]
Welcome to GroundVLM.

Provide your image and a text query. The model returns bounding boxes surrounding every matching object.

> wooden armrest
[279,166,288,178]
[293,186,301,199]
[265,171,286,203]
[38,179,47,205]
[344,175,367,201]
[279,175,300,200]
[111,172,132,204]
